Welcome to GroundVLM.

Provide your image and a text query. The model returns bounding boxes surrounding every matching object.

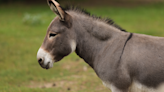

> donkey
[37,0,164,92]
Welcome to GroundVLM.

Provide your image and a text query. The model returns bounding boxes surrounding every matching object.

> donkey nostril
[38,58,43,63]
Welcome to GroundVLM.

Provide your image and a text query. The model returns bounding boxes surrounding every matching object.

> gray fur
[37,2,164,92]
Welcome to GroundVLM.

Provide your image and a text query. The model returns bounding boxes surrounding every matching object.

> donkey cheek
[61,47,72,56]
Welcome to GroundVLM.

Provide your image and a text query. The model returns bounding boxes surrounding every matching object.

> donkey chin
[37,48,55,69]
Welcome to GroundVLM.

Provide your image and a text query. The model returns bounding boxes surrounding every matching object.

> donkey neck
[71,12,128,68]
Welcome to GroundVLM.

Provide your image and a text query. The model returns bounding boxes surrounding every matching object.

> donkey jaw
[37,48,55,69]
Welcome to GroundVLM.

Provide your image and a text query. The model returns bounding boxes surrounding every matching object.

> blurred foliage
[0,0,83,3]
[22,13,45,26]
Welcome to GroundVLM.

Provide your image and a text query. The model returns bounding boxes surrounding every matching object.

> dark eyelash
[49,33,57,37]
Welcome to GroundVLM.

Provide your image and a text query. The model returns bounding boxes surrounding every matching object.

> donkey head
[37,0,76,69]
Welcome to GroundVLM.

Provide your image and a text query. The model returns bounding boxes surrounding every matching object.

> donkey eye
[49,33,57,38]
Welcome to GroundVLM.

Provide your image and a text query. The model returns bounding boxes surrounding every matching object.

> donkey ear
[47,0,65,21]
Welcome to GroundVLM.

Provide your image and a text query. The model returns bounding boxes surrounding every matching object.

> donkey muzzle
[37,48,54,69]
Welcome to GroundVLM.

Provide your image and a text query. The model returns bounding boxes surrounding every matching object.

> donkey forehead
[47,17,66,33]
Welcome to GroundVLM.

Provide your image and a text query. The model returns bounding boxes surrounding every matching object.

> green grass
[0,2,164,92]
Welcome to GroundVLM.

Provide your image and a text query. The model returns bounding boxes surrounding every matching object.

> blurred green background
[0,0,164,92]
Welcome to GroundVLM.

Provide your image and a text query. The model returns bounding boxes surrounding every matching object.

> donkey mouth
[39,62,51,69]
[45,62,50,69]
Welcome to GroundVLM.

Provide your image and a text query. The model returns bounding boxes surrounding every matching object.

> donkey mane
[63,6,127,32]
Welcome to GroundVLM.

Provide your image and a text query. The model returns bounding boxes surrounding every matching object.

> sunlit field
[0,2,164,92]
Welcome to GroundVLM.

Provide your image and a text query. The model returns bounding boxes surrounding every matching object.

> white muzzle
[37,48,54,69]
